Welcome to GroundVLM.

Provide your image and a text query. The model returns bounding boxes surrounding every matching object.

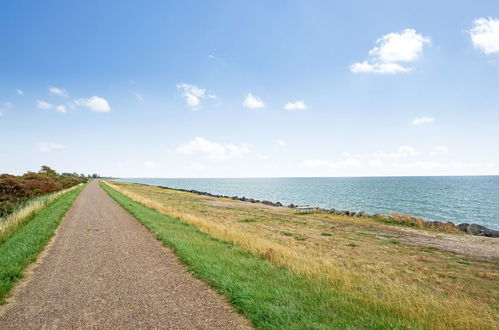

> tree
[39,166,58,177]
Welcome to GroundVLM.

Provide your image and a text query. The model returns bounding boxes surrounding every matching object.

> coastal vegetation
[102,181,499,329]
[0,166,87,218]
[0,185,84,303]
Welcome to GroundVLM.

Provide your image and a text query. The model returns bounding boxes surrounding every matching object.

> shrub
[0,166,87,218]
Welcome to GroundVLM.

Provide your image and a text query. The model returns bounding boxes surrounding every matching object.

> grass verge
[0,184,83,245]
[0,185,84,303]
[100,181,424,329]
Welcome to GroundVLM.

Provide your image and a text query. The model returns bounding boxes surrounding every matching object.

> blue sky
[1,0,498,177]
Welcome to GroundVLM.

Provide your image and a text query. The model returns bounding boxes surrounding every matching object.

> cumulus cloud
[411,116,435,125]
[177,137,250,161]
[75,96,111,112]
[284,100,307,111]
[470,17,499,54]
[243,93,264,109]
[351,29,430,74]
[16,89,24,95]
[56,105,67,113]
[176,83,215,109]
[49,86,68,97]
[38,142,66,152]
[37,100,52,110]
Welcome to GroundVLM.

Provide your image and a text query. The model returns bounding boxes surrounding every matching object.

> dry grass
[105,181,499,329]
[0,184,83,244]
[386,212,461,233]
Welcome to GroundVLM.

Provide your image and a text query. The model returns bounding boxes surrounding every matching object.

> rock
[275,202,282,207]
[356,211,368,217]
[467,224,487,236]
[484,227,499,238]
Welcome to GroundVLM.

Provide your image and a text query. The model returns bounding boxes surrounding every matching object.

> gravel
[0,181,252,329]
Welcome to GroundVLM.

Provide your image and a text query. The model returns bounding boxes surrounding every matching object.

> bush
[0,166,87,217]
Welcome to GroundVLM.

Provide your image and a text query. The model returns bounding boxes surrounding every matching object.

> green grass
[101,182,421,329]
[0,185,84,303]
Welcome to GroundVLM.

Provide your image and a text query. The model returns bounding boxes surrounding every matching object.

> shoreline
[123,181,499,238]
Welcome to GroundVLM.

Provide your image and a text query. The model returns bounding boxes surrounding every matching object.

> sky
[1,0,498,178]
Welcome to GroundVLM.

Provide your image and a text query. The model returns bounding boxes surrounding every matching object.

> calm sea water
[116,176,499,230]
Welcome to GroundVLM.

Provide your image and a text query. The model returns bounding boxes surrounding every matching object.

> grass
[103,181,499,329]
[0,184,83,244]
[101,182,420,329]
[0,185,84,303]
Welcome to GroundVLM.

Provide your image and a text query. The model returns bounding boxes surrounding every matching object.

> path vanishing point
[0,181,251,329]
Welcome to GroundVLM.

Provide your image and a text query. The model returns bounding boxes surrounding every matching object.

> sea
[115,176,499,230]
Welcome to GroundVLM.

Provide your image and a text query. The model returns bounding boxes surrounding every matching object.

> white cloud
[144,161,157,169]
[37,100,52,110]
[276,139,286,147]
[56,105,67,113]
[177,137,250,161]
[16,89,24,95]
[351,29,430,74]
[243,93,264,109]
[284,100,307,111]
[38,142,66,152]
[75,96,111,112]
[411,116,435,125]
[176,83,214,109]
[0,110,3,117]
[470,17,499,54]
[350,61,412,74]
[49,86,68,97]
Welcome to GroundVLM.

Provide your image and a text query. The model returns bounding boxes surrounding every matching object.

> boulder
[484,227,499,238]
[467,224,487,236]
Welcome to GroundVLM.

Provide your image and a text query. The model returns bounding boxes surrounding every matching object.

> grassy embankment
[0,184,84,303]
[102,181,499,329]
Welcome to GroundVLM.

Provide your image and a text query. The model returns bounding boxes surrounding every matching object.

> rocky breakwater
[157,185,499,238]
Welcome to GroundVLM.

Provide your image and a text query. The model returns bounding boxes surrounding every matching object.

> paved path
[0,181,251,329]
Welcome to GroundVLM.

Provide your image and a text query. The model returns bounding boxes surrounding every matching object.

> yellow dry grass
[105,181,499,329]
[0,184,83,244]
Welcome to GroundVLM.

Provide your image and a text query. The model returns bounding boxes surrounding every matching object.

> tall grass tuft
[0,184,82,244]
